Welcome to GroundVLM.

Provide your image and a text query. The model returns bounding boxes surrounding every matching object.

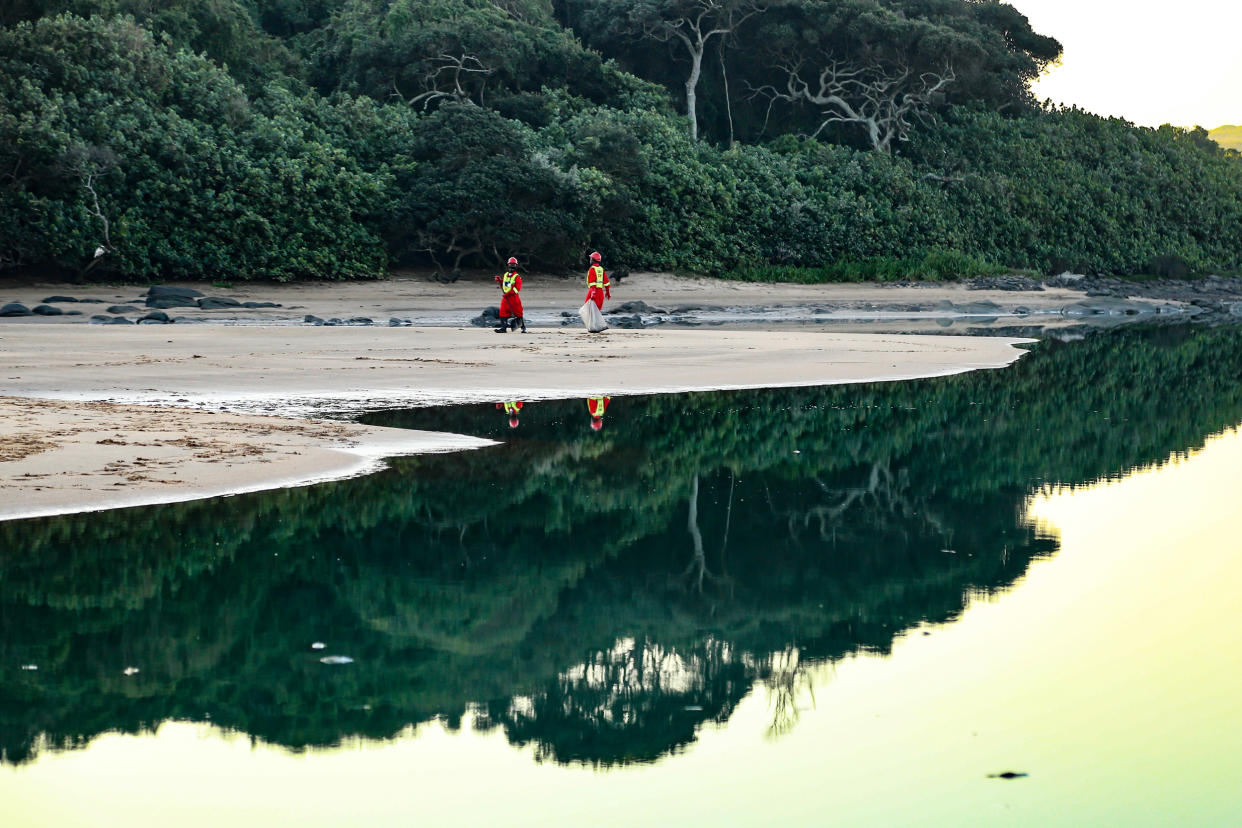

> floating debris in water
[319,655,354,665]
[682,705,704,712]
[987,771,1028,779]
[20,664,38,671]
[122,666,140,676]
[311,642,326,650]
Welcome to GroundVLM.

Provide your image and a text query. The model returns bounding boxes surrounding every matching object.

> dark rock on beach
[198,296,242,309]
[108,305,141,314]
[138,311,172,324]
[91,314,133,324]
[0,303,32,317]
[41,295,79,303]
[607,300,666,315]
[243,301,281,308]
[147,296,200,309]
[32,304,64,315]
[610,314,645,329]
[304,315,325,325]
[470,307,501,327]
[147,285,204,299]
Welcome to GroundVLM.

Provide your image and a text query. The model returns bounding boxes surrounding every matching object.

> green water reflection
[2,325,1242,772]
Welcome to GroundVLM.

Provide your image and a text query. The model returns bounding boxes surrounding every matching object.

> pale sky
[1010,0,1242,129]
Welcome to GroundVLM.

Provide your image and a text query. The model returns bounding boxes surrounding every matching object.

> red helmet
[590,251,601,261]
[590,417,604,431]
[508,417,520,429]
[507,257,518,265]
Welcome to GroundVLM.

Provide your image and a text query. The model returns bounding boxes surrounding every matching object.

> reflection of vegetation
[4,327,1242,766]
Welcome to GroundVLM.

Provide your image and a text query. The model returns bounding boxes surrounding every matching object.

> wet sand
[0,275,1043,521]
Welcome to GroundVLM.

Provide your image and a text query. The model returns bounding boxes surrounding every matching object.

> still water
[2,327,1241,826]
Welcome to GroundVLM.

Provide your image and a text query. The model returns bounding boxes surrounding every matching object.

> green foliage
[907,108,1242,274]
[0,14,388,280]
[2,1,1240,280]
[722,250,1006,282]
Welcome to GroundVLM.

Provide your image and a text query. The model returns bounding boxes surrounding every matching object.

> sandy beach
[0,273,1059,521]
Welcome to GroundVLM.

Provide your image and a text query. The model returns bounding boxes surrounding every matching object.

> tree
[758,57,955,153]
[576,0,766,141]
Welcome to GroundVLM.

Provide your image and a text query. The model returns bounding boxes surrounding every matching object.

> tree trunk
[720,44,734,148]
[685,47,704,142]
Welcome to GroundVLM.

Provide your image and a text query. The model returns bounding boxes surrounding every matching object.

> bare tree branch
[406,53,494,110]
[755,56,954,153]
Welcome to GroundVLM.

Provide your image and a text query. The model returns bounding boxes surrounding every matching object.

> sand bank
[0,395,493,522]
[0,277,1038,522]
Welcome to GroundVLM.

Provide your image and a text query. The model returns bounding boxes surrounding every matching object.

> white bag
[579,301,608,333]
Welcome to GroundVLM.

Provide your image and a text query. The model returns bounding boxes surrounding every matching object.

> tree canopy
[2,0,1239,280]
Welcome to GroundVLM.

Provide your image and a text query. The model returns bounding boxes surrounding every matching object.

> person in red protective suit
[587,396,610,431]
[494,257,525,333]
[496,400,523,428]
[584,251,610,311]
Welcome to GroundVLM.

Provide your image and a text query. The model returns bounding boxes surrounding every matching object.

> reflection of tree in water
[5,327,1242,766]
[761,646,816,741]
[478,637,749,766]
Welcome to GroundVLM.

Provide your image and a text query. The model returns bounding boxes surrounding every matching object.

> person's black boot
[493,321,508,333]
[518,316,527,333]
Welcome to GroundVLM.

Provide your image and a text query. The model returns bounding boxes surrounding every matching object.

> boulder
[32,304,64,316]
[610,314,645,329]
[346,317,373,325]
[146,285,204,299]
[607,300,665,315]
[41,295,79,303]
[470,307,501,327]
[303,314,325,325]
[91,314,132,324]
[0,303,32,317]
[242,301,281,308]
[146,296,200,309]
[107,305,141,314]
[75,298,107,304]
[197,296,242,309]
[138,311,172,324]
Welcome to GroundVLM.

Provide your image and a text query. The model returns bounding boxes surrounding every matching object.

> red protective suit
[498,270,523,319]
[584,264,610,310]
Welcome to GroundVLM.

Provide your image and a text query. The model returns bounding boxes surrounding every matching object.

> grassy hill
[1209,125,1242,150]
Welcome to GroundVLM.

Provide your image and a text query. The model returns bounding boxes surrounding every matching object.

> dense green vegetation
[4,326,1242,765]
[2,2,1240,281]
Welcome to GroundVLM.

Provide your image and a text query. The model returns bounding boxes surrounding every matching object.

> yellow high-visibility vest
[587,265,606,289]
[502,271,519,293]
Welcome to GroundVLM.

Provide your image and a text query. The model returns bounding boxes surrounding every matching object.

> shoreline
[1,275,1058,523]
[0,396,495,523]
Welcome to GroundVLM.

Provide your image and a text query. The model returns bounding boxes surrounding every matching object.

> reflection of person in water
[587,396,610,431]
[496,400,523,429]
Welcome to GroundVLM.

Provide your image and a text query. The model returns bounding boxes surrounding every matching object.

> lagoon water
[2,327,1241,826]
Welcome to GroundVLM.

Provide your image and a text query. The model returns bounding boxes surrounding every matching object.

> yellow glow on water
[4,431,1242,826]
